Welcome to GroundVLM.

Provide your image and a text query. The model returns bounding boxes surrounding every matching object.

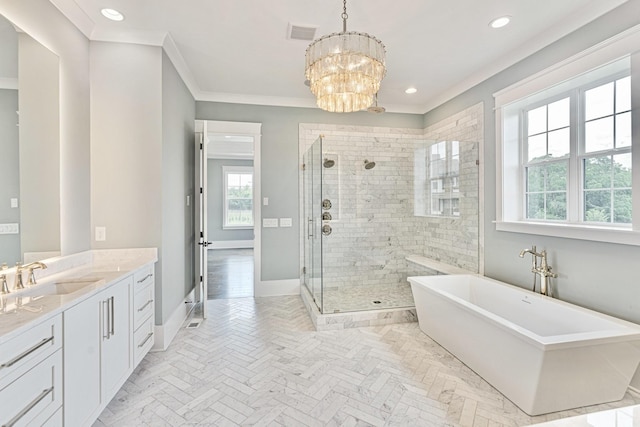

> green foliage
[526,154,632,224]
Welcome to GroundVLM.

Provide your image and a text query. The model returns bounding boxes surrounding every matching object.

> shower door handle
[308,219,314,238]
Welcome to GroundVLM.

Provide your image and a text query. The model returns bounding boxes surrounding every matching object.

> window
[495,26,640,245]
[223,166,253,228]
[415,140,460,217]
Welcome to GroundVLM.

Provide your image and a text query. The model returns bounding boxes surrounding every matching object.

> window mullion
[568,90,581,223]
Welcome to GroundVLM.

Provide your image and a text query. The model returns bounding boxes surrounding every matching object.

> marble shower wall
[299,105,483,291]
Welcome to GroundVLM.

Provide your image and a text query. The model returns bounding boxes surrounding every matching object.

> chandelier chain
[341,0,348,32]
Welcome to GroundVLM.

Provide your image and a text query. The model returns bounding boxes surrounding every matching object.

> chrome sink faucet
[0,263,9,294]
[14,261,48,290]
[519,246,558,296]
[23,261,48,286]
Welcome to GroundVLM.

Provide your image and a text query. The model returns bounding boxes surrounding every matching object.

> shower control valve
[322,224,332,236]
[322,212,332,221]
[322,199,332,210]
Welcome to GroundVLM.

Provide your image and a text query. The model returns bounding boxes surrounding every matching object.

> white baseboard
[151,288,195,352]
[209,240,254,249]
[255,279,300,297]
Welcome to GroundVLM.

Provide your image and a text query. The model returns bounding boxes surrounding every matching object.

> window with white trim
[223,166,254,228]
[521,74,632,224]
[495,26,640,245]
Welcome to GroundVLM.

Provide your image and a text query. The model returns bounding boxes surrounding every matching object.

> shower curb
[300,285,417,331]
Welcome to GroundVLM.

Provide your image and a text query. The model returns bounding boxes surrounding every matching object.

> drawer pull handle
[0,336,54,369]
[4,386,54,427]
[137,299,154,312]
[138,332,154,348]
[137,273,153,284]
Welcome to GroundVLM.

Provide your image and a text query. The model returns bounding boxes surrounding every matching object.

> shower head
[323,158,335,168]
[364,160,376,170]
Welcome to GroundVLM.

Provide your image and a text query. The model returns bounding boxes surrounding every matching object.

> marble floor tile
[96,296,640,426]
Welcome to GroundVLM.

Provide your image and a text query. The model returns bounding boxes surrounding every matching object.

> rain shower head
[323,158,335,168]
[364,160,376,170]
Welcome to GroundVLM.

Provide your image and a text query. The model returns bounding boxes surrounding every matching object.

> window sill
[494,221,640,246]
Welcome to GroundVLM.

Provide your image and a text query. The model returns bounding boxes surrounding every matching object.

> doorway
[194,120,262,308]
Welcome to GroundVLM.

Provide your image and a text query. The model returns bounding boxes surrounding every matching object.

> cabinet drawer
[42,407,63,426]
[133,282,154,330]
[133,317,154,365]
[134,264,154,289]
[0,349,62,427]
[0,314,62,386]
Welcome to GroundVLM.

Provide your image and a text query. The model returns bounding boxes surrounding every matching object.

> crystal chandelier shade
[304,2,386,113]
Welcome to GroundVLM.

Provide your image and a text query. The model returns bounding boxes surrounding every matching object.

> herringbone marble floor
[94,296,640,426]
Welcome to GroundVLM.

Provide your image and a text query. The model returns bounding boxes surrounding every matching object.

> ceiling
[50,0,626,114]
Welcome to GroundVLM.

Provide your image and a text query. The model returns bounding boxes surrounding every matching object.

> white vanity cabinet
[0,315,63,427]
[132,264,155,364]
[63,275,132,426]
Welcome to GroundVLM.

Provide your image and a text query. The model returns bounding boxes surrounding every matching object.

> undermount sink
[23,278,103,296]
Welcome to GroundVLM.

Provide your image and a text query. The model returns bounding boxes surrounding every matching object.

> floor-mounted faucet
[519,246,558,296]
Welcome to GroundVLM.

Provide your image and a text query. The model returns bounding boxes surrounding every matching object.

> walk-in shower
[302,134,479,314]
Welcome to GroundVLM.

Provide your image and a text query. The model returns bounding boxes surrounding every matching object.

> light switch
[262,218,278,228]
[279,218,292,227]
[263,197,269,206]
[10,198,18,208]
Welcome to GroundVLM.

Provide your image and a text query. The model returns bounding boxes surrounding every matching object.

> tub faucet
[519,246,558,296]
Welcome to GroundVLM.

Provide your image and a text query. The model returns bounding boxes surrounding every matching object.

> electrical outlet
[95,226,106,241]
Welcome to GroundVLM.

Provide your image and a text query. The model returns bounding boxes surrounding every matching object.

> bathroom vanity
[0,248,157,426]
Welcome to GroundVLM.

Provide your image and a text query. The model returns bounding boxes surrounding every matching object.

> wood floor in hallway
[207,248,253,299]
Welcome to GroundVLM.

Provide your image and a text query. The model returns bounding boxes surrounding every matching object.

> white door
[194,131,210,318]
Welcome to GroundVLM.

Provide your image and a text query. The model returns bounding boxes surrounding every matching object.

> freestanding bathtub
[408,274,640,416]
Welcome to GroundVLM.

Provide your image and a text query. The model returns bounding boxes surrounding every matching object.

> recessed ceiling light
[101,8,124,22]
[405,87,417,94]
[489,16,511,29]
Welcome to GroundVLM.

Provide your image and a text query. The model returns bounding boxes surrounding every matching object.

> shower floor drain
[372,300,381,304]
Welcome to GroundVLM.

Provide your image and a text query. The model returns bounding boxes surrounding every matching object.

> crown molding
[49,0,94,38]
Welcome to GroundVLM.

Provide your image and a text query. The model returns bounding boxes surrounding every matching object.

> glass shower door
[303,136,323,312]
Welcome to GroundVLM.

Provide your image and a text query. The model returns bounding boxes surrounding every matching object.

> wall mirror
[0,13,60,267]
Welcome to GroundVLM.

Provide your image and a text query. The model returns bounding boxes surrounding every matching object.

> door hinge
[302,266,306,274]
[200,143,203,150]
[302,163,306,171]
[200,187,203,194]
[476,159,480,166]
[199,275,203,282]
[200,231,203,238]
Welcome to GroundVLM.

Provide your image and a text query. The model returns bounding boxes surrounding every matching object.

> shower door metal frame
[303,136,323,312]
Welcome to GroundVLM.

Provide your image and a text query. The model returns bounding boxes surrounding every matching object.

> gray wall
[207,158,254,243]
[0,89,19,264]
[161,51,196,323]
[424,0,640,324]
[91,42,196,325]
[196,102,423,280]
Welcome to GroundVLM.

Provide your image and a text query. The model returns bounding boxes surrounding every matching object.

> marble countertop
[0,248,157,345]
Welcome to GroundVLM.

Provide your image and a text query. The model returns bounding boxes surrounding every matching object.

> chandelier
[305,0,386,113]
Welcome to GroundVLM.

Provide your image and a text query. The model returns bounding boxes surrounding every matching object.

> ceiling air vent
[288,23,317,41]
